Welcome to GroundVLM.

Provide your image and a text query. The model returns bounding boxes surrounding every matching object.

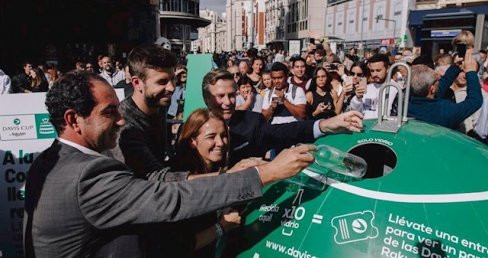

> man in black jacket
[202,70,364,165]
[11,61,33,93]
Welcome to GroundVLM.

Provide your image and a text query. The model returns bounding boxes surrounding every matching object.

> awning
[159,12,210,28]
[409,5,488,26]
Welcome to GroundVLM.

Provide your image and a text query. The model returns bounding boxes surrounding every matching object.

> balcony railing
[159,0,199,16]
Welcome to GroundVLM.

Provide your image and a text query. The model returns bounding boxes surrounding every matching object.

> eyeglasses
[232,72,241,77]
[86,66,93,69]
[351,72,363,77]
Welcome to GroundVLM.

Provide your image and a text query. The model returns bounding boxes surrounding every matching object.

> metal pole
[360,0,365,50]
[250,0,255,48]
[234,4,236,50]
[376,16,396,47]
[393,20,396,47]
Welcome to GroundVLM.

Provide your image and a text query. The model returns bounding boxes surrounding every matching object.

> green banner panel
[182,54,214,121]
[35,113,57,139]
[238,119,488,258]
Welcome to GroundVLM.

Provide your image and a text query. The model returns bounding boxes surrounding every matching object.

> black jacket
[228,110,316,165]
[11,73,30,93]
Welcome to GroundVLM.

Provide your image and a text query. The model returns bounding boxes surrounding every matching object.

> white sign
[0,115,37,140]
[289,40,301,56]
[330,42,337,54]
[0,93,55,257]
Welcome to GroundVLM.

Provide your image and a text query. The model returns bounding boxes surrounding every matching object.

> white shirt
[236,93,263,113]
[287,77,312,91]
[58,138,104,157]
[454,87,482,133]
[348,82,398,120]
[274,53,285,63]
[0,69,11,94]
[100,70,125,87]
[474,91,488,139]
[262,85,306,124]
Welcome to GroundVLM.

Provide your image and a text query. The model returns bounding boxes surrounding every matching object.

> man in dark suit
[23,71,316,257]
[201,70,364,165]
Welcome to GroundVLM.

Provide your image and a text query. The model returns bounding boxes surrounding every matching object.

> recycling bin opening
[348,143,397,179]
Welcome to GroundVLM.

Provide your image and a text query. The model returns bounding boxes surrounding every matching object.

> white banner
[0,89,124,257]
[0,93,55,257]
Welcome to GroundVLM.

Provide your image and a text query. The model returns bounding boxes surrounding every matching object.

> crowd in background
[198,31,488,144]
[1,31,487,145]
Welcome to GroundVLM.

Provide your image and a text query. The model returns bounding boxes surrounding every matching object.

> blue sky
[201,0,225,14]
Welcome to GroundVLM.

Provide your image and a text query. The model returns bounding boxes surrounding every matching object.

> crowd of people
[200,30,488,143]
[0,55,128,94]
[5,29,487,258]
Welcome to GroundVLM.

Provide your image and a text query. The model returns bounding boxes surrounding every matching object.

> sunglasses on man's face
[232,72,241,77]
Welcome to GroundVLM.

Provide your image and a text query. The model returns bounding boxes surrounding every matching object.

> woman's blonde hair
[452,30,475,48]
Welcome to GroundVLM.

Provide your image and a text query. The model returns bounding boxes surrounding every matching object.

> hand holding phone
[463,48,477,72]
[456,43,467,58]
[345,76,353,87]
[271,97,279,109]
[355,78,367,98]
[344,82,354,95]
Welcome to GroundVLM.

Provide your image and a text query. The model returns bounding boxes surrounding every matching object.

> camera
[329,63,338,70]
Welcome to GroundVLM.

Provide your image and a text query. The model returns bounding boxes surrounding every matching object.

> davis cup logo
[38,118,55,135]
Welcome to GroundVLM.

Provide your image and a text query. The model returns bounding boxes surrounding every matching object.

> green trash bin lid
[238,119,488,258]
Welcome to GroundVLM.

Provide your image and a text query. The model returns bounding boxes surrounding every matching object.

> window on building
[182,0,188,13]
[374,5,384,31]
[305,0,308,17]
[393,1,402,28]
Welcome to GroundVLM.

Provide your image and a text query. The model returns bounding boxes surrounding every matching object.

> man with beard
[115,46,178,178]
[348,54,398,119]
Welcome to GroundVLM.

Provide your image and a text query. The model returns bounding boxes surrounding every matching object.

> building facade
[286,0,326,48]
[264,0,326,51]
[255,0,267,48]
[226,0,248,51]
[216,16,228,53]
[225,0,266,51]
[194,9,227,53]
[416,0,488,10]
[325,0,414,50]
[409,0,488,57]
[265,0,289,49]
[157,0,210,54]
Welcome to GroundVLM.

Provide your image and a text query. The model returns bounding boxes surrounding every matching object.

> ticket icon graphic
[331,210,378,244]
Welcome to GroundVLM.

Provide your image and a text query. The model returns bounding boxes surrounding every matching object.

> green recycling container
[238,119,488,258]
